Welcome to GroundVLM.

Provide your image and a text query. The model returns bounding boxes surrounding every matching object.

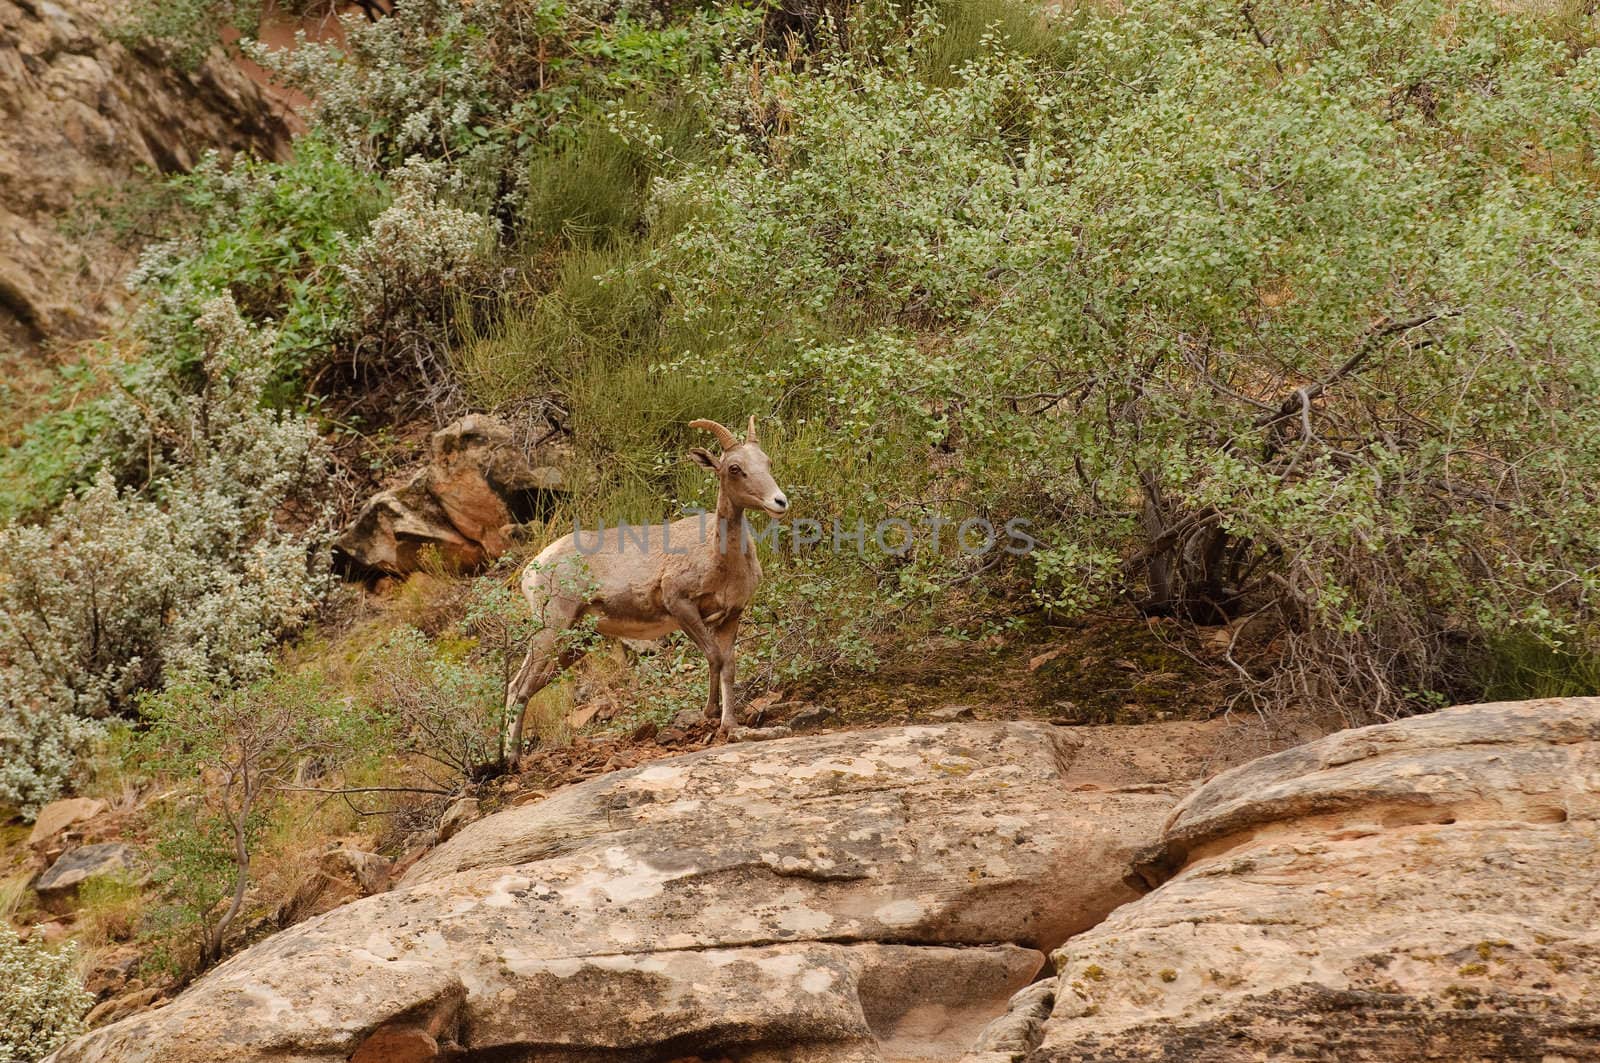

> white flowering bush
[252,0,749,185]
[0,923,91,1062]
[0,297,330,814]
[253,0,531,174]
[335,166,498,402]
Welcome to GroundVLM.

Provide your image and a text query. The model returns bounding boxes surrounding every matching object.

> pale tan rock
[276,847,395,926]
[27,796,105,846]
[318,846,391,896]
[975,697,1600,1063]
[434,796,478,844]
[51,721,1236,1063]
[83,984,167,1028]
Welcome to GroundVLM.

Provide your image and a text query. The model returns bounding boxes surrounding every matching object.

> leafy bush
[0,923,91,1062]
[111,0,260,71]
[361,574,588,777]
[1,145,381,520]
[503,0,1600,717]
[256,0,752,195]
[127,141,387,393]
[0,297,331,814]
[364,627,505,782]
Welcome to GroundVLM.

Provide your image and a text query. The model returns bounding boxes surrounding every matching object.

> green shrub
[1476,632,1600,703]
[0,923,91,1062]
[503,0,1600,716]
[0,298,331,815]
[128,139,387,393]
[256,0,753,197]
[110,0,261,72]
[337,164,499,402]
[1,143,382,519]
[361,573,596,776]
[0,389,116,525]
[139,668,377,972]
[364,626,506,782]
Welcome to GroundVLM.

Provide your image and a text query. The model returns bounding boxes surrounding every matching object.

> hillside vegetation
[2,0,1599,1035]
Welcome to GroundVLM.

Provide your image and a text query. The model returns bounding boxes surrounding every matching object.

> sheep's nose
[772,495,789,511]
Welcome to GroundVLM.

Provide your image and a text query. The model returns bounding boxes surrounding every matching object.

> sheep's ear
[687,447,719,471]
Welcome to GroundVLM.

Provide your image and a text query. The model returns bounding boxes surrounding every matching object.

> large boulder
[0,0,291,350]
[333,414,564,577]
[50,721,1242,1063]
[970,697,1600,1062]
[27,796,105,846]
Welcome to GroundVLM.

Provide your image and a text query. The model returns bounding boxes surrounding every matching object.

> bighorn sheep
[501,417,788,764]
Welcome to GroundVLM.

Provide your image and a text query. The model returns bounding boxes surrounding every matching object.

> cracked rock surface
[51,721,1228,1063]
[968,697,1600,1063]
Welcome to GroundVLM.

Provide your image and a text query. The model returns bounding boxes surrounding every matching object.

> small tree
[139,672,372,971]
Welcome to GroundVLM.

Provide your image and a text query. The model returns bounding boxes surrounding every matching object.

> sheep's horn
[689,419,738,450]
[746,415,758,443]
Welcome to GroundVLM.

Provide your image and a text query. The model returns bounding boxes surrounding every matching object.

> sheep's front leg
[667,600,734,731]
[703,651,723,723]
[712,609,743,731]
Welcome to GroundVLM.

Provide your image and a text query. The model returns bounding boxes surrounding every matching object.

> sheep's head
[688,416,788,517]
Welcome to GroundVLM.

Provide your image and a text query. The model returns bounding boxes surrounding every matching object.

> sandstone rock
[347,1026,439,1063]
[34,841,138,902]
[278,846,395,926]
[963,981,1055,1063]
[84,947,143,999]
[976,697,1600,1063]
[83,984,167,1028]
[788,702,838,730]
[728,723,794,742]
[0,0,290,351]
[27,796,105,846]
[435,796,478,844]
[27,919,71,945]
[333,415,564,577]
[53,722,1234,1063]
[319,847,391,896]
[929,705,975,721]
[564,702,602,731]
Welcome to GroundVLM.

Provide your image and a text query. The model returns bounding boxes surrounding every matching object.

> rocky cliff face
[46,699,1600,1063]
[0,0,290,351]
[47,721,1225,1063]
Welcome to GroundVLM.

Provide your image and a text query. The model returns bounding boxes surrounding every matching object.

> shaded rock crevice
[975,697,1600,1063]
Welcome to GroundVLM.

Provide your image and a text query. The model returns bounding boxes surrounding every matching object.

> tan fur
[501,418,787,764]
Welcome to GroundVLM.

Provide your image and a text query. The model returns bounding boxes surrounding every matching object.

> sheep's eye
[729,464,744,476]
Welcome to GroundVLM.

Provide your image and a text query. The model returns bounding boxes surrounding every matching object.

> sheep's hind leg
[501,601,582,768]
